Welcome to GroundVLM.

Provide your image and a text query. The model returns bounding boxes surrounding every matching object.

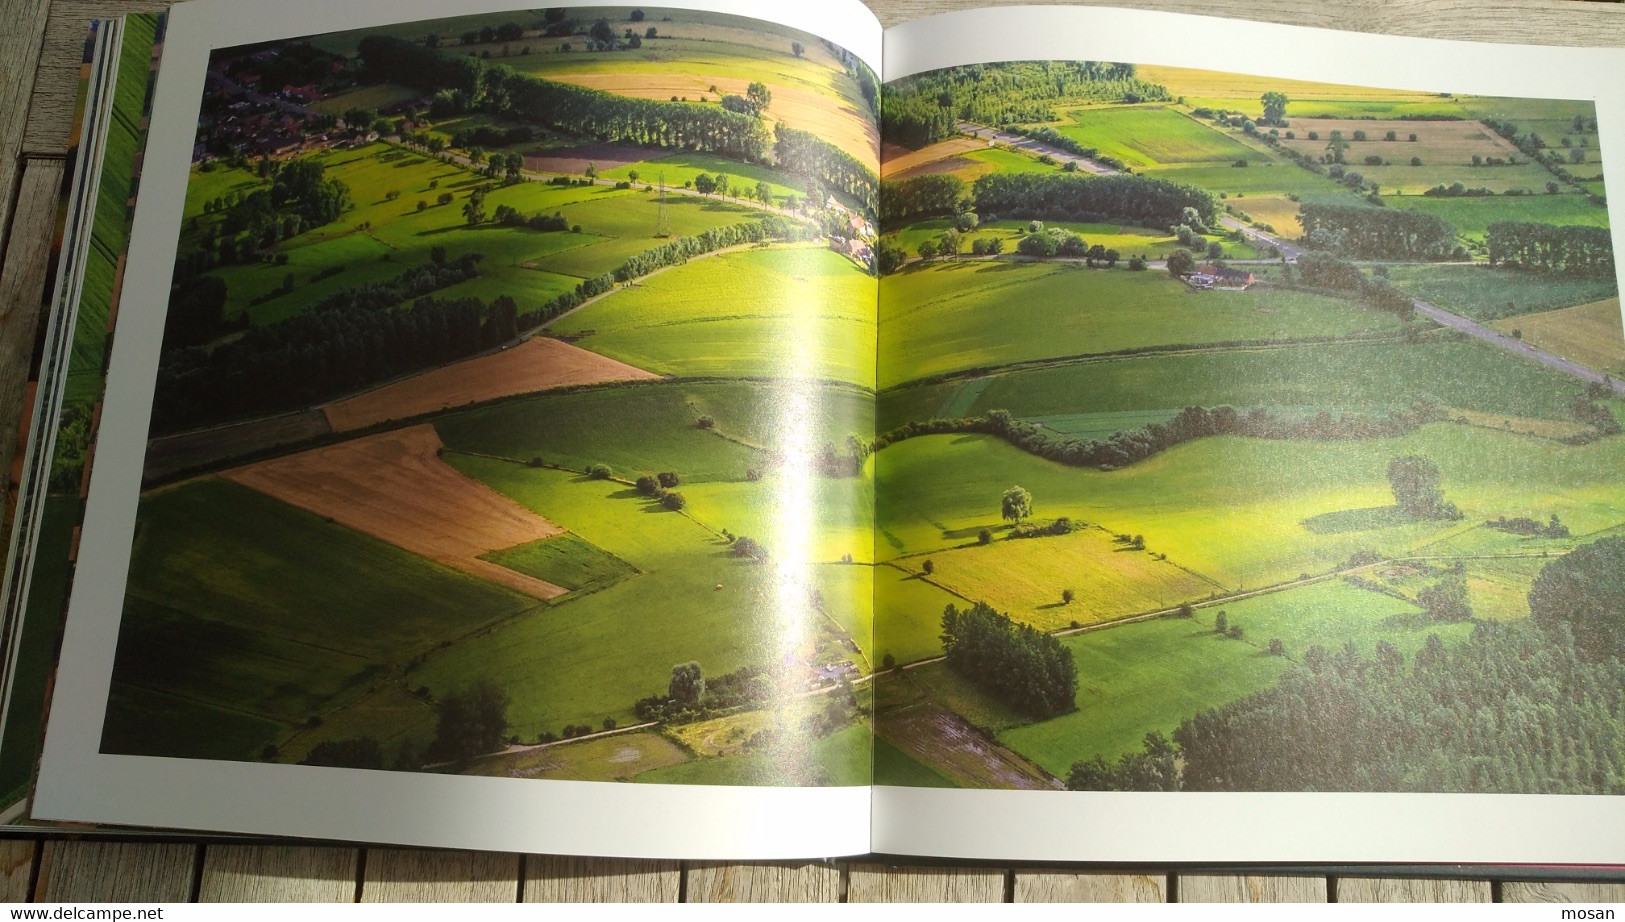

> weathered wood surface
[2,0,1624,905]
[0,159,64,513]
[362,849,518,903]
[197,845,358,903]
[1177,874,1328,903]
[4,841,1624,902]
[1334,876,1494,903]
[1015,871,1166,903]
[685,861,843,902]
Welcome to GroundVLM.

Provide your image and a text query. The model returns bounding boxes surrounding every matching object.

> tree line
[873,401,1446,472]
[357,35,877,218]
[153,289,517,433]
[881,62,1167,148]
[941,601,1076,718]
[1292,252,1418,320]
[771,124,877,215]
[1486,222,1614,278]
[1299,202,1462,261]
[880,172,1219,234]
[359,35,770,161]
[973,173,1220,233]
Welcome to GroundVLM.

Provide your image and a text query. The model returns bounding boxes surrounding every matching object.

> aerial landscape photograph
[89,5,883,787]
[870,61,1624,794]
[58,3,1624,798]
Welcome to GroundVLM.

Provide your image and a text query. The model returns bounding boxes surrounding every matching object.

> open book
[3,0,1623,862]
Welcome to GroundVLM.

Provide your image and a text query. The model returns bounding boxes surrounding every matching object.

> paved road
[957,121,1116,175]
[1410,295,1625,395]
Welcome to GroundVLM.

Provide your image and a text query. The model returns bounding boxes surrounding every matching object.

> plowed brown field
[322,337,659,432]
[223,424,568,600]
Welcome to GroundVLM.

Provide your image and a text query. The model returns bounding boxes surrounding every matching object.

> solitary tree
[1214,610,1229,634]
[922,559,935,576]
[1260,91,1289,126]
[746,82,772,112]
[791,41,805,57]
[1387,455,1459,520]
[1062,588,1075,605]
[1166,248,1197,277]
[1001,485,1033,525]
[669,662,705,707]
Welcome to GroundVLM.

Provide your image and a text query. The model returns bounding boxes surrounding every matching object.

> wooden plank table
[2,0,1624,902]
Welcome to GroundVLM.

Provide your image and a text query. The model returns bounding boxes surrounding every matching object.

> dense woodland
[941,601,1077,718]
[881,62,1168,148]
[1172,622,1625,794]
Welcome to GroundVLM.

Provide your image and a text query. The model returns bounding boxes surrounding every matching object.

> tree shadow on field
[608,488,642,500]
[1380,611,1442,631]
[1301,505,1409,534]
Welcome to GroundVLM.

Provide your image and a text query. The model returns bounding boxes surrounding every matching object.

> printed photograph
[96,7,882,786]
[871,61,1623,794]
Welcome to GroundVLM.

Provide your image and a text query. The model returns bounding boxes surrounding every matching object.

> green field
[1392,195,1609,243]
[103,479,538,760]
[434,381,768,483]
[875,423,1625,590]
[1143,163,1365,202]
[308,82,420,116]
[308,7,874,124]
[483,534,638,593]
[962,147,1063,176]
[882,338,1591,430]
[874,737,958,788]
[887,219,1206,262]
[895,526,1220,631]
[181,145,780,328]
[1386,265,1618,323]
[638,723,872,787]
[1048,105,1267,169]
[990,578,1477,776]
[879,261,1405,388]
[600,153,804,204]
[874,563,966,665]
[462,731,691,782]
[414,457,791,737]
[550,244,877,387]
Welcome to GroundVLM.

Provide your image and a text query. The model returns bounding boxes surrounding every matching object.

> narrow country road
[1409,296,1625,394]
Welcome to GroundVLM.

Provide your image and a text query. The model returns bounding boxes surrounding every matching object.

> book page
[870,6,1625,863]
[32,0,883,858]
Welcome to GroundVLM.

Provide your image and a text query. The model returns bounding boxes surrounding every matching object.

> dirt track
[322,337,659,432]
[222,424,569,600]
